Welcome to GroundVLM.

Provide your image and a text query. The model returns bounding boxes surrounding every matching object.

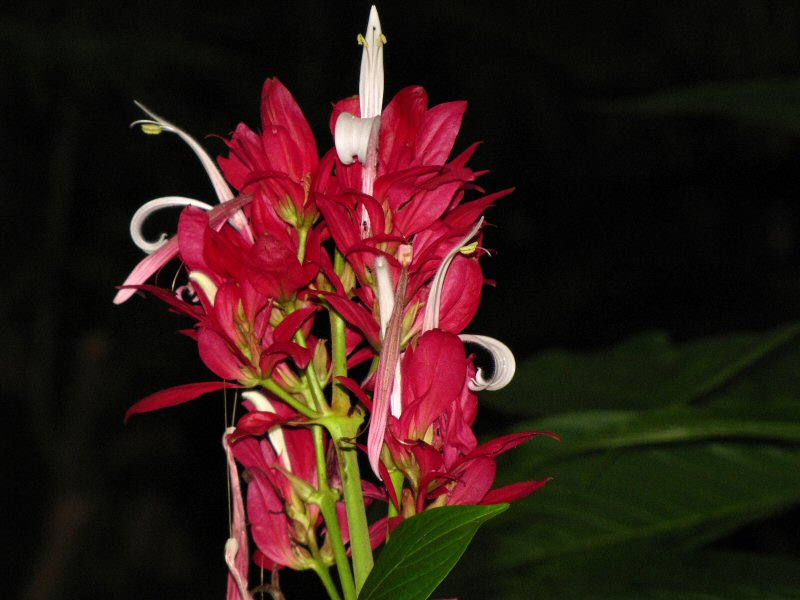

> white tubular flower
[130,196,213,253]
[334,113,381,165]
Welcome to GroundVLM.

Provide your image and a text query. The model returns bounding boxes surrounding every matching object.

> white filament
[130,196,213,253]
[422,218,484,332]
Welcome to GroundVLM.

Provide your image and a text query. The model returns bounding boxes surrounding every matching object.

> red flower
[231,394,319,571]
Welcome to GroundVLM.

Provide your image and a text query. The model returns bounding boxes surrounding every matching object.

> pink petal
[223,431,251,600]
[113,236,180,304]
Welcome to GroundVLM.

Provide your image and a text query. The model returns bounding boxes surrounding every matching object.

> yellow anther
[140,123,163,135]
[357,33,366,47]
[380,33,388,45]
[459,241,479,255]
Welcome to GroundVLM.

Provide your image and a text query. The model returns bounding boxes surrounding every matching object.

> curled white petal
[422,218,484,332]
[241,390,292,472]
[188,271,218,306]
[334,113,380,165]
[374,255,394,338]
[130,196,213,253]
[458,334,516,391]
[359,6,385,119]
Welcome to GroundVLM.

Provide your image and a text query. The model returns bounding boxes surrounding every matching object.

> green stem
[314,562,344,600]
[331,250,349,408]
[317,490,357,600]
[328,249,374,591]
[297,225,309,263]
[388,469,405,521]
[261,378,317,419]
[330,423,374,593]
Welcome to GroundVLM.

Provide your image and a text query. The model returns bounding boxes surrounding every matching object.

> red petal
[198,328,245,380]
[467,431,559,460]
[438,256,483,334]
[481,479,551,505]
[447,456,495,505]
[124,381,238,422]
[415,100,467,166]
[261,78,318,180]
[401,330,467,436]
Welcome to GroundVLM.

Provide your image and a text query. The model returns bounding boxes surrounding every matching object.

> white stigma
[359,6,385,119]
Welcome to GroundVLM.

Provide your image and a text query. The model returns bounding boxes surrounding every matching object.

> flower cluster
[117,8,553,599]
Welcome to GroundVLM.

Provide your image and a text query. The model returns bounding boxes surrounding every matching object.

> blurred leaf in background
[438,323,800,598]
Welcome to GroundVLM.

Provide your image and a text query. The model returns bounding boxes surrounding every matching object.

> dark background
[4,1,800,598]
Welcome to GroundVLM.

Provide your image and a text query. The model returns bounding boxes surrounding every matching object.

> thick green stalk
[329,250,373,592]
[388,468,405,520]
[335,428,373,592]
[313,562,343,600]
[316,488,357,600]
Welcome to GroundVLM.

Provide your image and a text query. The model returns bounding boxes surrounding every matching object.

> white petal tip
[459,334,516,391]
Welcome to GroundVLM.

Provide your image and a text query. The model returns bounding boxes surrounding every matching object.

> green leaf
[520,401,800,468]
[486,323,800,416]
[600,78,800,134]
[478,443,800,572]
[441,547,800,599]
[358,504,508,600]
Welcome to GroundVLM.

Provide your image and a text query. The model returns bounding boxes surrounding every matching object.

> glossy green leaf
[358,504,508,600]
[485,323,800,416]
[470,442,800,574]
[441,547,800,599]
